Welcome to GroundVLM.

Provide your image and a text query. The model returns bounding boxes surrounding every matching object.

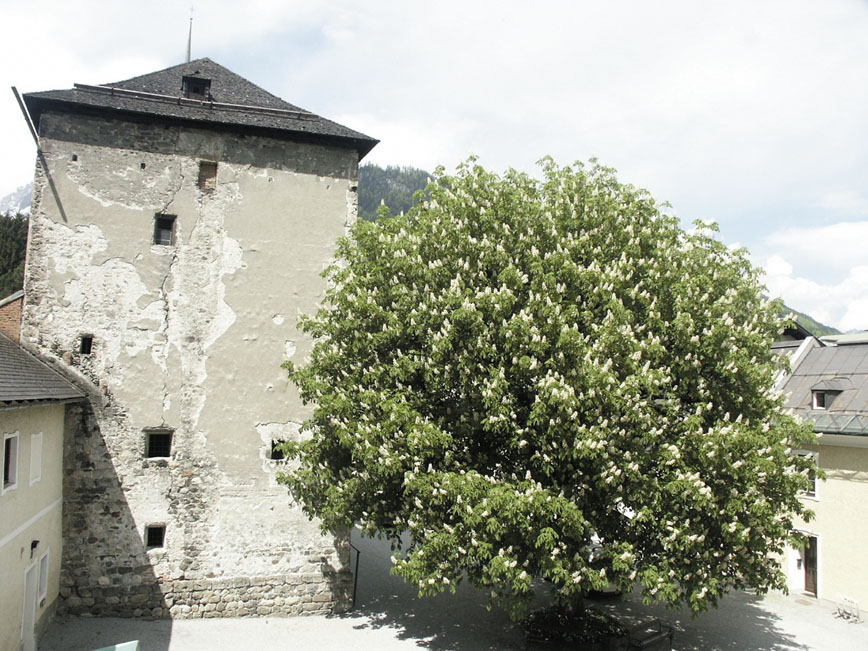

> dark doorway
[804,536,818,595]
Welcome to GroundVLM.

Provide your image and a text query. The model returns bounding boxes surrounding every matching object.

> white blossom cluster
[279,158,817,619]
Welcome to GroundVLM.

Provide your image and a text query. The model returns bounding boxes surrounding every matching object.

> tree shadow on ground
[343,533,829,651]
[592,588,811,651]
[337,530,537,650]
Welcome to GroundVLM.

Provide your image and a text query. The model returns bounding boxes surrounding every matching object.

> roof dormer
[182,75,211,100]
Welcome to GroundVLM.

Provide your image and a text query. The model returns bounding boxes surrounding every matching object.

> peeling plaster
[284,340,297,358]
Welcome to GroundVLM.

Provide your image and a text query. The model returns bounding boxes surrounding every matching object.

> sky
[2,0,867,332]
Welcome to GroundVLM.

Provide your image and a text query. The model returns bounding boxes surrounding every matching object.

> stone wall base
[59,571,353,619]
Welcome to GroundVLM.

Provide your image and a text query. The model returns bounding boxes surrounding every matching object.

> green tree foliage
[281,158,816,618]
[358,163,431,222]
[0,213,28,298]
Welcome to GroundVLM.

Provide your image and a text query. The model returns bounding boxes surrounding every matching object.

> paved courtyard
[40,532,868,650]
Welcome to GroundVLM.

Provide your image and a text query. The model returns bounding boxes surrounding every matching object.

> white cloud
[763,221,868,278]
[758,222,868,332]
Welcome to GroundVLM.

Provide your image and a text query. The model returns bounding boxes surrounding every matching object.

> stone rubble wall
[61,571,353,619]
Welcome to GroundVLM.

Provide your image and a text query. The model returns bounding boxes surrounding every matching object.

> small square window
[198,161,218,191]
[154,215,176,246]
[145,430,173,458]
[3,433,19,493]
[80,335,93,355]
[270,440,285,461]
[182,76,211,100]
[146,525,166,549]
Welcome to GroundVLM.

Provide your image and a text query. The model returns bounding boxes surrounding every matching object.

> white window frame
[30,433,43,486]
[812,391,827,410]
[37,550,49,604]
[3,432,19,495]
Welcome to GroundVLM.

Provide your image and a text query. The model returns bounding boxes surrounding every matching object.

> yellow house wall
[0,404,65,651]
[788,442,868,606]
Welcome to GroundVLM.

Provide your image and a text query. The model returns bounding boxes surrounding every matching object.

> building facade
[779,336,868,608]
[0,332,84,651]
[20,59,376,618]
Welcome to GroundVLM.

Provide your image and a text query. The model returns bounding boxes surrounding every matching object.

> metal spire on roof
[186,7,194,63]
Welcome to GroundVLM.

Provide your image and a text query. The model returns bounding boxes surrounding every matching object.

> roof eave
[23,93,378,159]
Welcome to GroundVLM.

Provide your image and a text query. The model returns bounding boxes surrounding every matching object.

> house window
[270,440,285,461]
[182,76,211,100]
[145,429,173,458]
[812,391,828,409]
[145,525,166,549]
[80,335,93,355]
[198,161,218,191]
[796,451,818,498]
[154,215,176,246]
[2,432,18,493]
[38,551,49,603]
[30,433,42,485]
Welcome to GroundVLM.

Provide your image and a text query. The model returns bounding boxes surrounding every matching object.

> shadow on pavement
[344,532,833,651]
[593,587,811,651]
[341,530,536,650]
[40,617,171,651]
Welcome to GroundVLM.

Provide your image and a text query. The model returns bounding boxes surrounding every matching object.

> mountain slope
[0,183,32,216]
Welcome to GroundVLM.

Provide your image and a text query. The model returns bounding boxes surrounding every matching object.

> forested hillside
[358,163,430,221]
[0,214,28,298]
[784,305,840,337]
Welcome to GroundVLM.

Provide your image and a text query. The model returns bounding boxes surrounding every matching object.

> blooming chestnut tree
[280,158,815,618]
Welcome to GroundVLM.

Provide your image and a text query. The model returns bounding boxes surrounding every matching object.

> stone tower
[20,58,377,618]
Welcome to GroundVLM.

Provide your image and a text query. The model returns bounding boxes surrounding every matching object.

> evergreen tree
[359,164,431,221]
[0,213,28,298]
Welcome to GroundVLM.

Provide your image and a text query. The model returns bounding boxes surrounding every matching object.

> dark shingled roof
[0,332,84,408]
[782,343,868,436]
[23,58,378,158]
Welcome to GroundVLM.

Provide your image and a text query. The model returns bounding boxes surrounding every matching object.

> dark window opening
[270,440,285,461]
[145,430,173,458]
[3,436,16,488]
[80,335,93,355]
[182,76,211,100]
[146,525,165,549]
[198,161,218,191]
[154,215,175,246]
[140,162,147,170]
[71,154,78,162]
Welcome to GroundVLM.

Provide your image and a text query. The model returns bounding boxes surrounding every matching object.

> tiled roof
[782,343,868,435]
[0,290,24,309]
[23,58,377,158]
[0,332,84,407]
